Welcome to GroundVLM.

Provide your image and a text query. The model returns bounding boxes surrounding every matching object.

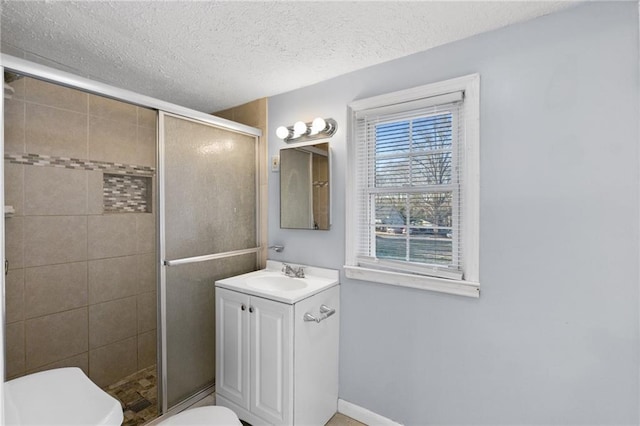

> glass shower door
[159,112,258,410]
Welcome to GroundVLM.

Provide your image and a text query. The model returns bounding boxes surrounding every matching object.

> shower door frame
[0,63,6,412]
[0,54,263,418]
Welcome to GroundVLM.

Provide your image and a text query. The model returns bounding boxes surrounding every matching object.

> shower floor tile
[104,364,158,426]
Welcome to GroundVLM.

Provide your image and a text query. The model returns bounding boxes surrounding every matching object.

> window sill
[343,265,480,298]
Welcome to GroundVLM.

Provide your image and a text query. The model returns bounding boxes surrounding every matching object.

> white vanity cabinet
[216,287,294,425]
[215,262,339,426]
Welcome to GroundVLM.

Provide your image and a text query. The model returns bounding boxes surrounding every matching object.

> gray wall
[267,2,639,425]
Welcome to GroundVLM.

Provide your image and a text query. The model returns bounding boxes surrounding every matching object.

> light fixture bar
[276,118,337,143]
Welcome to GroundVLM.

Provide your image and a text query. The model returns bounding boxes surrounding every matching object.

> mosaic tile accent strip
[5,152,155,176]
[104,173,152,213]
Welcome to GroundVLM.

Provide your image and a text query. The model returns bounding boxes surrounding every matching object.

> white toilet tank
[4,367,123,425]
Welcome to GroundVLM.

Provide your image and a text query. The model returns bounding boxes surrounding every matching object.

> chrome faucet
[282,263,305,278]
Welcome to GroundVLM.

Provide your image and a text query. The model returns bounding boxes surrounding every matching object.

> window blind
[353,91,465,280]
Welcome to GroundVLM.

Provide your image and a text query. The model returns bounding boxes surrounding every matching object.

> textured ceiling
[1,1,578,113]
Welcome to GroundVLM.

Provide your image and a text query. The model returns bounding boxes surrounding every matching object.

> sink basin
[246,276,308,292]
[215,261,339,304]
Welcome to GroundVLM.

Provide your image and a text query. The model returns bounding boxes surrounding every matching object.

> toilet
[4,366,241,426]
[4,367,123,425]
[158,406,242,425]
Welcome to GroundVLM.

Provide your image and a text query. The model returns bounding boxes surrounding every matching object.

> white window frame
[344,74,480,298]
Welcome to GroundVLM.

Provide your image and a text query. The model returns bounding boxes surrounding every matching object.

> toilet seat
[4,367,123,425]
[158,406,242,425]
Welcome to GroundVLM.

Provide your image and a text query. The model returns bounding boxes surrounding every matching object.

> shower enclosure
[1,57,261,425]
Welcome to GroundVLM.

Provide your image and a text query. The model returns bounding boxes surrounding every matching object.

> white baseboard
[338,399,403,426]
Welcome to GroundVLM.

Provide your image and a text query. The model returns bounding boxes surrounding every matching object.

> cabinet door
[250,296,293,425]
[216,288,250,410]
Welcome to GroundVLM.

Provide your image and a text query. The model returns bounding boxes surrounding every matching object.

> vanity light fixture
[276,117,337,143]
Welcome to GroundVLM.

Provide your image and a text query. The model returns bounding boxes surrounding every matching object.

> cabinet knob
[241,304,246,311]
[249,306,254,313]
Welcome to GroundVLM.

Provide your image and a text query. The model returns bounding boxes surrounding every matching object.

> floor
[239,413,365,426]
[325,413,367,426]
[104,365,159,426]
[103,366,365,426]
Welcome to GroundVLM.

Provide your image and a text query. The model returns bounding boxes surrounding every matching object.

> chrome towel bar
[303,305,336,323]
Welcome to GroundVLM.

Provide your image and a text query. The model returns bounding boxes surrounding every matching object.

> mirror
[280,142,330,230]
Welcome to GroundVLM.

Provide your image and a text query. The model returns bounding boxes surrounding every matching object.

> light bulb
[293,121,308,137]
[310,117,326,135]
[276,126,290,139]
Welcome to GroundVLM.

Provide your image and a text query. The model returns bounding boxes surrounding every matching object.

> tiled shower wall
[4,76,158,387]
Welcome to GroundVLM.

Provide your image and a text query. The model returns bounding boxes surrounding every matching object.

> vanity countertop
[215,260,339,304]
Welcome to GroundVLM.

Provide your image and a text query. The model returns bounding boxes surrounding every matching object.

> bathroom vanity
[215,261,339,426]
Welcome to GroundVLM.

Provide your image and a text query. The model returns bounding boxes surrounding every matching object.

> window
[345,75,479,297]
